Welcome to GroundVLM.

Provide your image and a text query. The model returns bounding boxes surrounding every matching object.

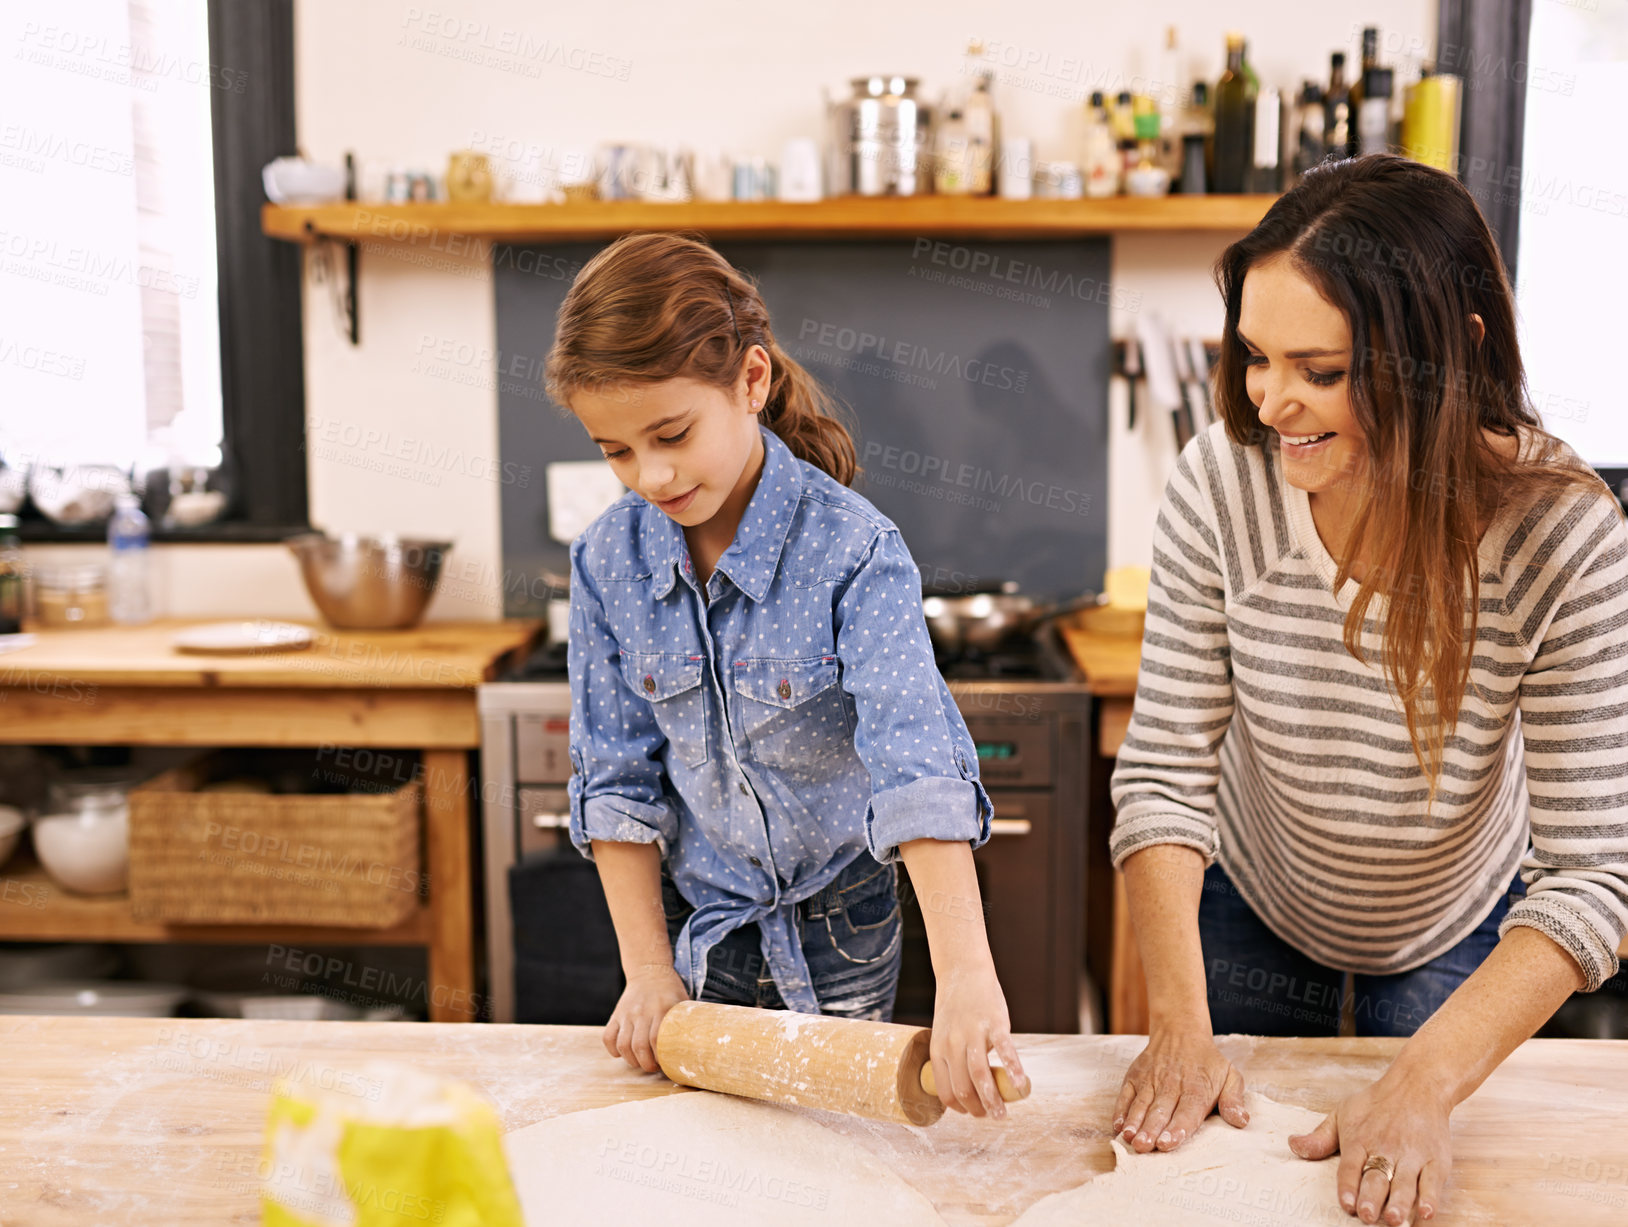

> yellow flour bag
[261,1060,522,1227]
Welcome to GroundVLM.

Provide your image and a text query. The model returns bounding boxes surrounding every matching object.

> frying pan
[921,581,1102,655]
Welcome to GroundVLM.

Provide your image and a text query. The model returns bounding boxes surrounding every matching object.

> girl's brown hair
[544,232,858,485]
[1214,154,1608,788]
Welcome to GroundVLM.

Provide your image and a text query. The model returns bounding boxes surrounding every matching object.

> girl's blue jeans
[662,855,903,1022]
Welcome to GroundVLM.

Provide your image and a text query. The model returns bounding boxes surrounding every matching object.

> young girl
[1110,154,1628,1224]
[545,232,1027,1119]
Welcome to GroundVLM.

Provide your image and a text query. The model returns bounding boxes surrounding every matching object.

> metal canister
[831,76,931,196]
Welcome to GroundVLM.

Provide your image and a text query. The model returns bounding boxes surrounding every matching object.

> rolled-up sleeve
[834,528,992,862]
[1109,437,1235,869]
[1507,499,1628,992]
[566,538,678,859]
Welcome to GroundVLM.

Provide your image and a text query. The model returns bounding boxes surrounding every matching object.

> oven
[478,627,1094,1032]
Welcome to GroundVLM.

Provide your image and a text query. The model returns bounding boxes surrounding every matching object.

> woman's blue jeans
[1199,860,1526,1037]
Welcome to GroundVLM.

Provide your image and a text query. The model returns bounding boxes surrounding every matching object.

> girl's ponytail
[759,336,857,486]
[545,232,859,486]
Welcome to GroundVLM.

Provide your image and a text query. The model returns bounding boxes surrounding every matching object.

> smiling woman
[1108,154,1628,1227]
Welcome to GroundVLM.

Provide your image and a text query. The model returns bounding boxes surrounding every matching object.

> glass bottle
[108,492,152,626]
[1348,27,1380,128]
[1357,67,1394,156]
[0,515,24,636]
[1157,25,1184,181]
[1212,33,1257,192]
[963,70,997,195]
[1325,52,1353,160]
[933,108,970,195]
[1083,90,1120,197]
[1293,81,1327,183]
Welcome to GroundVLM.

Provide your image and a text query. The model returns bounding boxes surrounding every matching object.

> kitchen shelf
[0,851,431,946]
[261,194,1280,245]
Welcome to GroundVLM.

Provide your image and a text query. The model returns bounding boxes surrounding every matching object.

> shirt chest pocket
[731,655,853,772]
[619,651,709,768]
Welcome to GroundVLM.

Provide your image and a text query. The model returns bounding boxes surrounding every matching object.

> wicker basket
[127,751,423,928]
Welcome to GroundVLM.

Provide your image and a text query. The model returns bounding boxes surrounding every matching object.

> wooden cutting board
[2,1018,1626,1225]
[0,619,539,688]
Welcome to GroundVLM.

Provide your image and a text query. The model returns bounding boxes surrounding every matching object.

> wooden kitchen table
[0,619,540,1022]
[2,1017,1625,1224]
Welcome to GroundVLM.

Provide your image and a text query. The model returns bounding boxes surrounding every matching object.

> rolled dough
[1013,1092,1351,1227]
[504,1090,947,1226]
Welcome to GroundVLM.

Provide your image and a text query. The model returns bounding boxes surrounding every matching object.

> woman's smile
[1278,429,1339,458]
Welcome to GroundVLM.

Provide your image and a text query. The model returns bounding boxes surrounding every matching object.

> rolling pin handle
[918,1059,1030,1104]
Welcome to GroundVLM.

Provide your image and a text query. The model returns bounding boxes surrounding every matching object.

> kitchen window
[1513,1,1628,474]
[0,0,306,541]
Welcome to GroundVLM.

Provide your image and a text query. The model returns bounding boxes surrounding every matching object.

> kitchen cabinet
[0,619,541,1021]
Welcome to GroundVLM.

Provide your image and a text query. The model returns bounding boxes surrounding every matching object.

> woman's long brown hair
[544,232,858,485]
[1213,153,1607,789]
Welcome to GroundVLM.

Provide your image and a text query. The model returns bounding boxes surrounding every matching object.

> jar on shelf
[0,513,25,635]
[32,562,110,628]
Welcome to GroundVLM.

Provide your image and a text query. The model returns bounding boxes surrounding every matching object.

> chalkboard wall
[494,237,1111,614]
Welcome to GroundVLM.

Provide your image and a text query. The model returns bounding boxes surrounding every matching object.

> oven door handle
[530,810,571,830]
[989,817,1032,836]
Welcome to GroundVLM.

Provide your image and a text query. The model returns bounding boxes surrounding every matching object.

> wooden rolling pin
[653,1001,1029,1126]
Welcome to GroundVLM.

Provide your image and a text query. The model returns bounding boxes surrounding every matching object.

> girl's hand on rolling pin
[1112,1028,1248,1153]
[930,959,1029,1120]
[604,965,690,1073]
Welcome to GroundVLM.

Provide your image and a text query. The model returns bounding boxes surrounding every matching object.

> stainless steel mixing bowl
[287,532,452,629]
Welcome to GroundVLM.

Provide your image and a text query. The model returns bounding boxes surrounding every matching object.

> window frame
[16,0,307,544]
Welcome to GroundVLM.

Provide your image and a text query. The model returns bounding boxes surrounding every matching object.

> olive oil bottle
[1212,32,1257,192]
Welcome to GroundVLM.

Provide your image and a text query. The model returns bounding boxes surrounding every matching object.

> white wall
[29,0,1437,619]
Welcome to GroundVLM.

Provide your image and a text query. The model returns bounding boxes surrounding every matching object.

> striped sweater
[1110,422,1628,992]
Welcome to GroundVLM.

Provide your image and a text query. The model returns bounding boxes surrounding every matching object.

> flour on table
[505,1091,947,1226]
[1013,1093,1350,1227]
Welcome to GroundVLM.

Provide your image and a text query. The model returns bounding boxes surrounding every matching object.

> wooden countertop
[1057,623,1141,699]
[0,619,541,689]
[5,1018,1626,1225]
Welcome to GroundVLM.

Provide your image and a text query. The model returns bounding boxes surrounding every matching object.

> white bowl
[166,489,227,526]
[32,807,129,895]
[0,943,118,991]
[0,980,186,1017]
[240,995,363,1021]
[262,157,346,205]
[26,464,130,525]
[0,805,24,870]
[0,466,24,514]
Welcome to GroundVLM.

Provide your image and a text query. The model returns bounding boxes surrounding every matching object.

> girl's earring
[751,400,760,409]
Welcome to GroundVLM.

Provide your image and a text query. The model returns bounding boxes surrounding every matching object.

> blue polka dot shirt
[566,425,992,1013]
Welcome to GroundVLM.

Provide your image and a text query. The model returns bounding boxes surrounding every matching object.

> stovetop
[505,639,569,682]
[495,620,1082,686]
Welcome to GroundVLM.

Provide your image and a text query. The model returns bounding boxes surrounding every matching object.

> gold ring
[1361,1154,1396,1183]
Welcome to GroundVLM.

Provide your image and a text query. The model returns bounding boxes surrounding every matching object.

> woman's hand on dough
[604,966,690,1073]
[1288,1072,1453,1226]
[1112,1028,1248,1154]
[929,959,1028,1120]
